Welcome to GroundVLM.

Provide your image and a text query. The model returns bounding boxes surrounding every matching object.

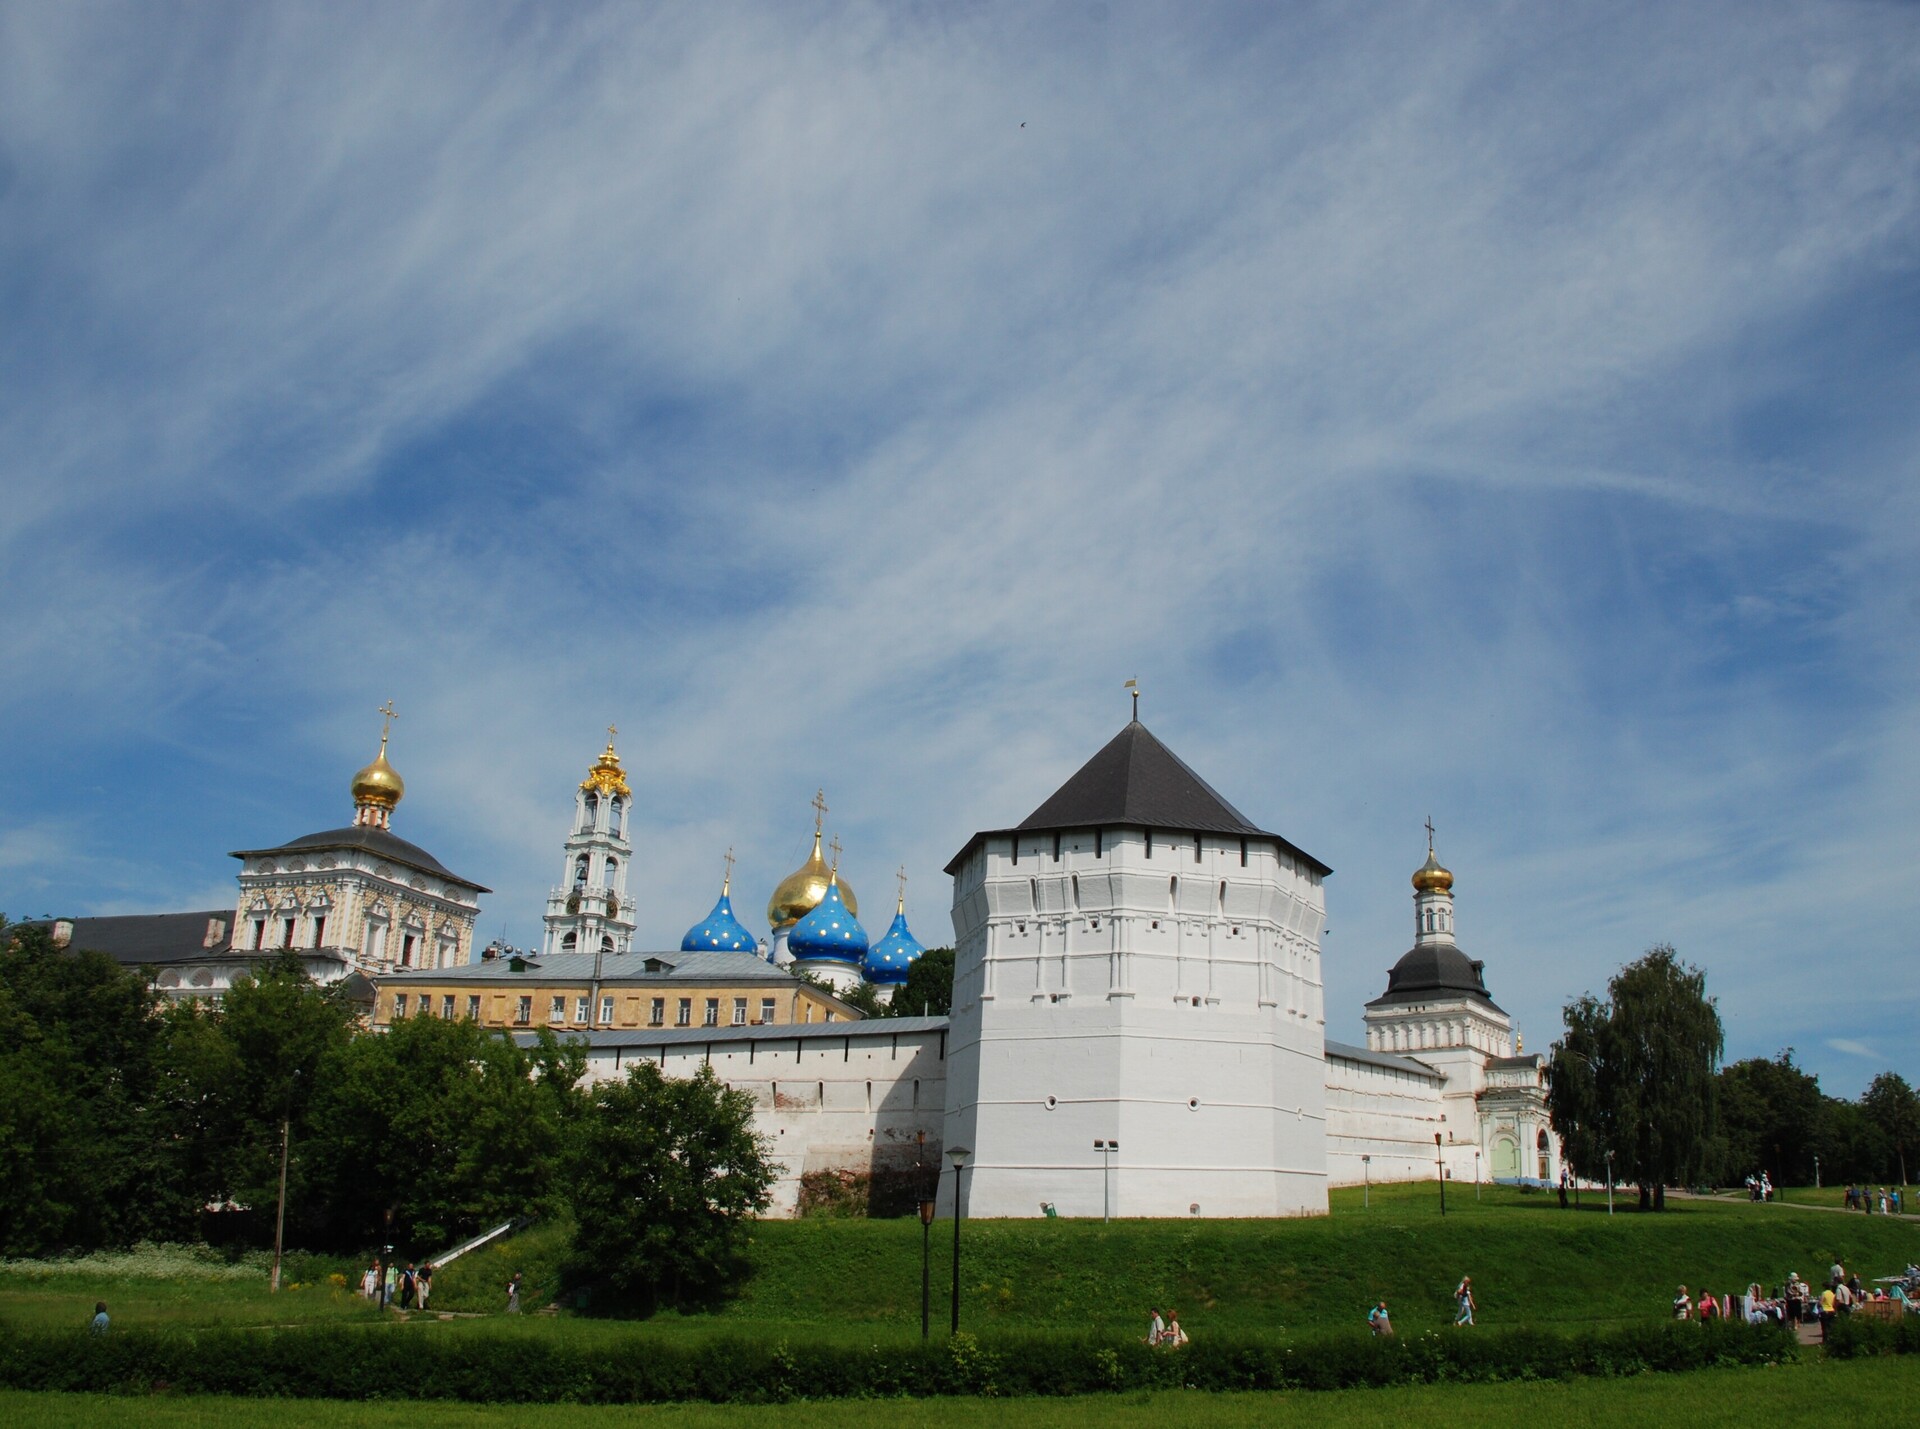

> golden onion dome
[768,831,858,932]
[1412,849,1454,894]
[350,733,405,811]
[580,731,632,800]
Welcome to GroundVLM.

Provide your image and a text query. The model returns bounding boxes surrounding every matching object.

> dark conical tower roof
[947,719,1329,875]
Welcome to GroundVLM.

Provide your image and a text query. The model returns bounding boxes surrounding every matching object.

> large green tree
[883,945,954,1019]
[563,1061,774,1311]
[0,918,170,1250]
[1714,1050,1824,1187]
[1862,1072,1919,1186]
[302,1015,576,1252]
[1547,944,1722,1210]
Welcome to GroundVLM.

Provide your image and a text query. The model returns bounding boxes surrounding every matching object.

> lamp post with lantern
[947,1146,971,1334]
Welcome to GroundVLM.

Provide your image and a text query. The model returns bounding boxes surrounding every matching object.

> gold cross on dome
[607,723,618,743]
[378,699,399,735]
[897,864,908,910]
[722,846,736,891]
[1425,816,1436,854]
[811,788,829,833]
[828,835,843,873]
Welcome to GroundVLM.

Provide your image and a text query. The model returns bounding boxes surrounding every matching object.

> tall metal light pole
[1605,1149,1614,1217]
[1814,1155,1821,1190]
[1474,1149,1481,1202]
[947,1146,971,1335]
[1094,1139,1118,1222]
[1362,1154,1371,1210]
[1436,1132,1446,1216]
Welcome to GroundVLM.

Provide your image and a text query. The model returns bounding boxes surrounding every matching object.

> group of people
[360,1258,434,1311]
[1674,1260,1916,1341]
[1144,1307,1188,1346]
[1365,1276,1475,1337]
[1843,1184,1902,1215]
[1743,1172,1775,1202]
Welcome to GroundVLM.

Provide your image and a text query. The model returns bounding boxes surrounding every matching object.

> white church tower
[541,731,636,960]
[941,709,1333,1219]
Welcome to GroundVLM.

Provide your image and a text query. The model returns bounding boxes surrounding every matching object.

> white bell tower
[541,729,636,960]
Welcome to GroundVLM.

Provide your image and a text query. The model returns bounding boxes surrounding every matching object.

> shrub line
[0,1320,1796,1403]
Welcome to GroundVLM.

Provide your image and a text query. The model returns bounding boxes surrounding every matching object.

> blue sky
[1,2,1915,1097]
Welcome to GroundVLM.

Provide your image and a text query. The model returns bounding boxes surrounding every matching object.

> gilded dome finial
[580,726,632,799]
[351,701,406,828]
[768,794,858,931]
[1412,818,1454,894]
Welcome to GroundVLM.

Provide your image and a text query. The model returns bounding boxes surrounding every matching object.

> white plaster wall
[575,1024,948,1217]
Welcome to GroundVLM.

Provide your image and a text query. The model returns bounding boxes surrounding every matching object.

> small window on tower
[253,919,266,950]
[1145,829,1154,858]
[1095,829,1104,858]
[1239,838,1248,867]
[1053,832,1062,861]
[1195,834,1203,863]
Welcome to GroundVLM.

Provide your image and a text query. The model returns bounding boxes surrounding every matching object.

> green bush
[0,1319,1794,1403]
[1822,1311,1920,1358]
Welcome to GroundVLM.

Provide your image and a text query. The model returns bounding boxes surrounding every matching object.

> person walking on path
[1145,1308,1165,1345]
[507,1272,523,1314]
[417,1263,432,1312]
[1673,1285,1692,1321]
[1163,1309,1188,1346]
[361,1262,378,1300]
[1454,1276,1476,1326]
[382,1261,397,1310]
[1368,1300,1393,1337]
[89,1302,109,1335]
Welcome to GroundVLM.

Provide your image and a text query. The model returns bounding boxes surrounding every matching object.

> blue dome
[863,906,925,986]
[787,879,868,964]
[681,888,757,953]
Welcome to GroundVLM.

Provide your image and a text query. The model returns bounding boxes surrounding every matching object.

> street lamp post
[1436,1133,1446,1216]
[1605,1149,1614,1217]
[1475,1149,1481,1202]
[270,1114,291,1292]
[1094,1139,1118,1223]
[1814,1155,1821,1190]
[947,1146,971,1335]
[1362,1154,1371,1210]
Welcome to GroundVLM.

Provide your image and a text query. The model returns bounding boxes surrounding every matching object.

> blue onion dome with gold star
[786,874,868,965]
[863,895,925,986]
[681,875,757,954]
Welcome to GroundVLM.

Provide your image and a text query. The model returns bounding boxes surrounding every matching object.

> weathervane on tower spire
[1125,677,1140,721]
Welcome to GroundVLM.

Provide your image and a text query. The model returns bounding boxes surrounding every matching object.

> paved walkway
[1668,1189,1917,1220]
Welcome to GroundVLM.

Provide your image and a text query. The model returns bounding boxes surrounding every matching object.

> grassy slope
[425,1183,1920,1338]
[5,1185,1914,1342]
[3,1359,1918,1427]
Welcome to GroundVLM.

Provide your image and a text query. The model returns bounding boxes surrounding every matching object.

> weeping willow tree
[1547,945,1722,1211]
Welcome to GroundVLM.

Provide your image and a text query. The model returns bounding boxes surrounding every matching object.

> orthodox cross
[896,864,908,909]
[828,835,843,875]
[1425,816,1436,854]
[811,788,829,834]
[607,723,618,744]
[1124,677,1139,721]
[377,699,398,741]
[722,846,736,892]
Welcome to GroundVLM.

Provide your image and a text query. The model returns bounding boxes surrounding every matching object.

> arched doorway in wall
[1491,1133,1520,1179]
[1536,1128,1551,1181]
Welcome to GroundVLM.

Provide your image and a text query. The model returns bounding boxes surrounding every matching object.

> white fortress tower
[541,731,636,959]
[941,713,1333,1218]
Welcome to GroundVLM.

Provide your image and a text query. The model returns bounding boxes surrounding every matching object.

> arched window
[601,935,614,956]
[1071,874,1080,910]
[605,857,619,888]
[574,855,589,887]
[562,931,578,952]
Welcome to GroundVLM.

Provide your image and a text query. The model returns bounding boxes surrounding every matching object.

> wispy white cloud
[0,2,1915,1098]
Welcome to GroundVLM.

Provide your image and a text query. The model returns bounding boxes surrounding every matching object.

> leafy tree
[1862,1072,1919,1186]
[155,952,359,1234]
[0,918,170,1249]
[883,945,954,1019]
[1547,944,1722,1210]
[1714,1051,1824,1186]
[303,1014,574,1252]
[563,1061,774,1310]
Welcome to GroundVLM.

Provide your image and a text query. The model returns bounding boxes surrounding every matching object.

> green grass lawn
[2,1358,1915,1426]
[6,1183,1915,1347]
[424,1181,1920,1338]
